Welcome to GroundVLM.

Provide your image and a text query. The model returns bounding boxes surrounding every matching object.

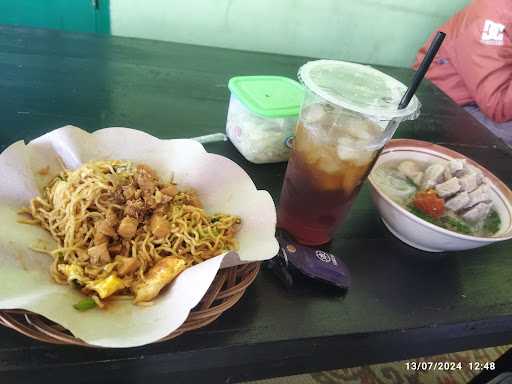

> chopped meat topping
[118,216,139,239]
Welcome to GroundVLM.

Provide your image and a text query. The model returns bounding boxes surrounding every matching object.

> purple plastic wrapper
[275,231,351,289]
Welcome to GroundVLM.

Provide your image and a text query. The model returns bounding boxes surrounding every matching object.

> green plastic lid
[228,76,304,117]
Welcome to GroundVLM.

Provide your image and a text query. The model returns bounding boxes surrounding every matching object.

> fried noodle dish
[19,160,241,310]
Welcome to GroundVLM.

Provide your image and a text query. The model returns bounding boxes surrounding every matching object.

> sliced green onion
[73,297,97,311]
[483,210,501,235]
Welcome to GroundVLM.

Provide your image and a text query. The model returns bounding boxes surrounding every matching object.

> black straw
[398,31,446,110]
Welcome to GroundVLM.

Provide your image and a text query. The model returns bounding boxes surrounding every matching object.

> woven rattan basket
[0,262,260,347]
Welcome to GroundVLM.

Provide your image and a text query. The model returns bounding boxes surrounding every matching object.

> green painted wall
[0,1,470,68]
[110,0,469,68]
[0,0,110,34]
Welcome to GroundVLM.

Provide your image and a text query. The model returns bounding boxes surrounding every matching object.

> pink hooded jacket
[414,0,512,123]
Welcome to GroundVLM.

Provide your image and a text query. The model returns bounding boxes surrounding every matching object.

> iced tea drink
[278,103,384,245]
[277,60,421,245]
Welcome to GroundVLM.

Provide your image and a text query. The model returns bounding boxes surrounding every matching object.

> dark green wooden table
[1,26,511,384]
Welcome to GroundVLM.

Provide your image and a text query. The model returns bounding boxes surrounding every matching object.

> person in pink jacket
[414,0,512,144]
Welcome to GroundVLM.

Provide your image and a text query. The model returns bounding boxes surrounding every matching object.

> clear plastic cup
[277,60,421,245]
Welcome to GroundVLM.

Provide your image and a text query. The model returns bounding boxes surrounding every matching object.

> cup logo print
[315,250,338,265]
[481,20,505,45]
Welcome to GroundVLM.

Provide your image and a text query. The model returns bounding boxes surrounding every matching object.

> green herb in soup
[483,210,501,236]
[407,204,473,235]
[373,158,501,237]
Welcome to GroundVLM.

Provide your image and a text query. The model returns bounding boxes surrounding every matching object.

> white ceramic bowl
[368,139,512,252]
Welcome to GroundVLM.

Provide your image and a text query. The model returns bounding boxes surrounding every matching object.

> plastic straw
[398,31,446,110]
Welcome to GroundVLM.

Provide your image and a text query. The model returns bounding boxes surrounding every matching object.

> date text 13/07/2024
[405,361,496,371]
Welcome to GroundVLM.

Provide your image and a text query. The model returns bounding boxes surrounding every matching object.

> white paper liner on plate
[0,126,279,348]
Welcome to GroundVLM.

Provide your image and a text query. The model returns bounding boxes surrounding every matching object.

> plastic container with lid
[226,76,304,164]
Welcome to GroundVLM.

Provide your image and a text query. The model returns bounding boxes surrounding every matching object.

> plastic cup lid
[298,60,421,122]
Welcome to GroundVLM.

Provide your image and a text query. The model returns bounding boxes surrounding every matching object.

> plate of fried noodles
[0,126,278,347]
